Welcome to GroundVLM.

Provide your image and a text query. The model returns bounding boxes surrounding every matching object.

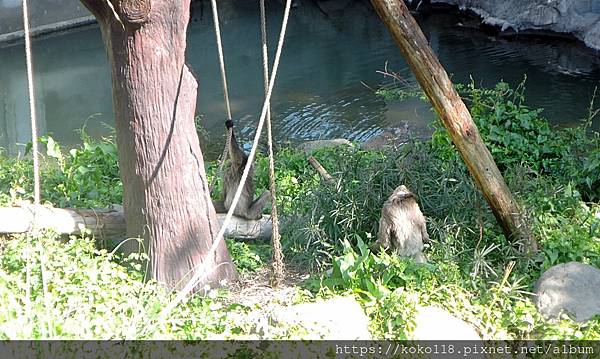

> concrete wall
[0,0,90,35]
[0,0,95,155]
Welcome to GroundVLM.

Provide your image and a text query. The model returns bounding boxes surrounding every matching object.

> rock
[521,5,560,26]
[269,296,371,340]
[412,306,481,340]
[431,0,600,51]
[361,126,410,151]
[108,203,123,212]
[584,21,600,50]
[361,131,398,151]
[534,262,600,322]
[297,139,352,154]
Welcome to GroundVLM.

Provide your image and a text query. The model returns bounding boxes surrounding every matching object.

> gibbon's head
[389,185,414,203]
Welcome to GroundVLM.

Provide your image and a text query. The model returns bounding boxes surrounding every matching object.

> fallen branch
[308,156,335,184]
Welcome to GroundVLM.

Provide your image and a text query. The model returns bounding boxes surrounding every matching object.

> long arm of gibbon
[226,120,245,166]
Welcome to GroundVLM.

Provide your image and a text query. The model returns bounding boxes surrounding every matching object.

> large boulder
[231,296,370,340]
[534,262,600,322]
[269,296,371,340]
[430,0,600,51]
[412,306,481,340]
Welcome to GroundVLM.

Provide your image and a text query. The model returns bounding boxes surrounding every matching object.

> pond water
[1,1,599,158]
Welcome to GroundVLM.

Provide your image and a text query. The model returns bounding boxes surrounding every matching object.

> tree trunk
[371,0,537,251]
[79,0,237,289]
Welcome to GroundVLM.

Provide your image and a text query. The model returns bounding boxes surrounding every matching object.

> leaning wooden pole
[371,0,536,251]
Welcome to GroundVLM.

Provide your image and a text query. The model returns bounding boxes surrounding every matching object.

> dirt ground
[225,264,312,308]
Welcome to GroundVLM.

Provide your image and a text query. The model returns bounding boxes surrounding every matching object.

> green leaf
[45,136,63,160]
[77,166,90,175]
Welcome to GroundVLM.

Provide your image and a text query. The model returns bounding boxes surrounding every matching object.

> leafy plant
[226,239,271,273]
[5,131,122,208]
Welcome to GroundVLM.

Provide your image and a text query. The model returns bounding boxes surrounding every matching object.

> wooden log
[0,206,126,238]
[216,213,272,241]
[0,206,272,240]
[370,0,536,251]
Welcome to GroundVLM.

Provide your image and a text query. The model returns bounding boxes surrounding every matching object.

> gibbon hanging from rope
[212,120,271,220]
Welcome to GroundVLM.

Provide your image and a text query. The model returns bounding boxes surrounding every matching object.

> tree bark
[79,0,237,289]
[371,0,536,251]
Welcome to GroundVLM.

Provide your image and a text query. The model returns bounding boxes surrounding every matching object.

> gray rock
[412,306,481,340]
[521,5,560,26]
[361,126,411,151]
[431,0,600,50]
[270,296,371,340]
[534,262,600,322]
[361,131,399,151]
[584,20,600,49]
[297,138,352,154]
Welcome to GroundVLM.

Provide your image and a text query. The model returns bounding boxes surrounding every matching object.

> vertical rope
[210,0,233,121]
[22,0,40,208]
[22,0,39,336]
[260,0,284,287]
[208,0,233,193]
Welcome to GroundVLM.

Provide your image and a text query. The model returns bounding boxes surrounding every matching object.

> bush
[430,80,600,200]
[0,132,121,208]
[226,239,271,273]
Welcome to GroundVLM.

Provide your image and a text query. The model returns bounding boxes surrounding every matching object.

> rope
[22,0,39,335]
[157,0,293,321]
[208,0,233,193]
[210,0,233,121]
[260,0,284,287]
[22,0,41,209]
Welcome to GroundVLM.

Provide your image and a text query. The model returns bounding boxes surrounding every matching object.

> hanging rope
[21,0,40,333]
[210,0,233,122]
[22,0,41,210]
[260,0,284,287]
[208,0,233,193]
[156,0,293,324]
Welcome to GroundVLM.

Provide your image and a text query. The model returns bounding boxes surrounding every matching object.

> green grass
[0,80,598,340]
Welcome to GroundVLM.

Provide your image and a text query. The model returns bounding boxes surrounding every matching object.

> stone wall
[430,0,600,50]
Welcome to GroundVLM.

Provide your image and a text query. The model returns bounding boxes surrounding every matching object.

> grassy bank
[0,82,599,340]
